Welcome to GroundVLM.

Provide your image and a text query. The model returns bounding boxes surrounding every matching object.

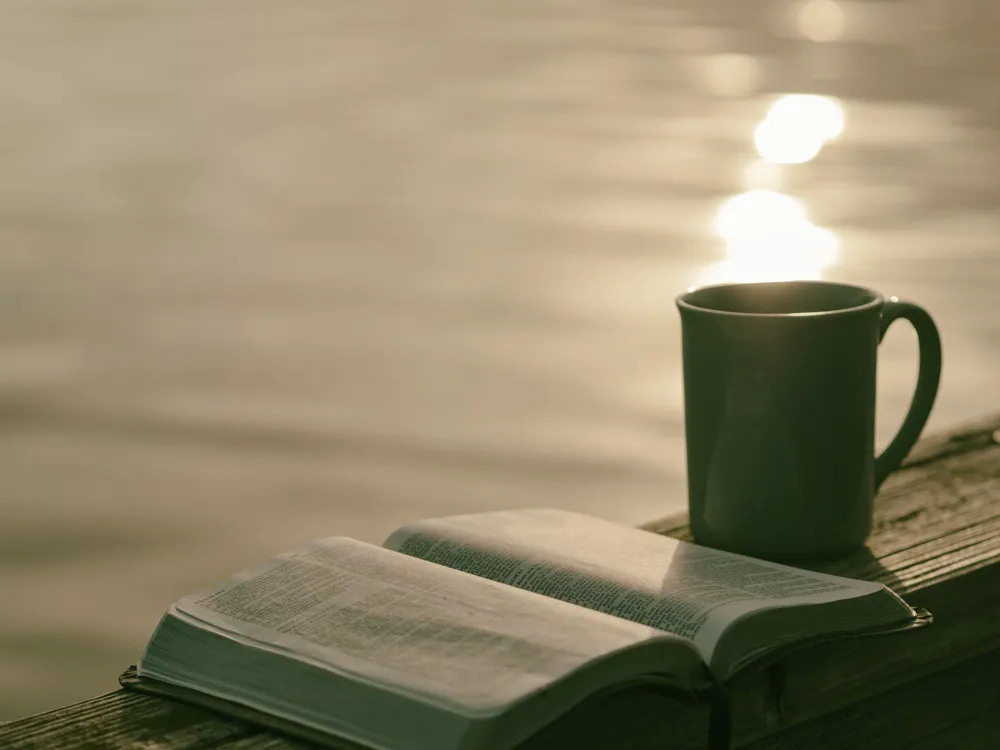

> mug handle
[874,297,943,488]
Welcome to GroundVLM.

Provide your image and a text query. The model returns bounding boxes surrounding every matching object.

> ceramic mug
[676,280,941,560]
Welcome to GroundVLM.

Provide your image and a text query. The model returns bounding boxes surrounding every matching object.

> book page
[171,537,690,715]
[385,509,891,663]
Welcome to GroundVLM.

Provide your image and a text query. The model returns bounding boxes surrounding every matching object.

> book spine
[707,676,733,750]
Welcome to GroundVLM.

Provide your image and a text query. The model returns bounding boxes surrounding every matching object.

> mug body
[677,280,884,559]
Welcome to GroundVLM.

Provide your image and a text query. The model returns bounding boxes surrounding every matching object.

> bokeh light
[702,190,839,284]
[798,0,846,43]
[754,94,845,164]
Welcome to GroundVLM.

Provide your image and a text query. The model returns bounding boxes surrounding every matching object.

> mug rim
[676,279,884,318]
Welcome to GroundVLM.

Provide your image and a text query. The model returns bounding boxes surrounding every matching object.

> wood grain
[3,414,999,750]
[740,647,1000,750]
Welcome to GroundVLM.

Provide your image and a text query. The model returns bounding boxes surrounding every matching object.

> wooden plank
[0,685,700,750]
[3,414,999,750]
[741,647,1000,750]
[0,691,259,750]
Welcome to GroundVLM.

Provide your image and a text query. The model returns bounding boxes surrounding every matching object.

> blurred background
[2,0,999,721]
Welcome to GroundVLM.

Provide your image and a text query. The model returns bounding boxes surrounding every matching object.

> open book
[126,509,929,750]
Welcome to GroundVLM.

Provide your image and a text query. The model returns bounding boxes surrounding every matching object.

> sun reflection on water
[754,94,845,165]
[798,0,845,43]
[699,189,839,285]
[699,91,845,285]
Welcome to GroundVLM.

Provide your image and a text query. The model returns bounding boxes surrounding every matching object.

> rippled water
[2,0,999,720]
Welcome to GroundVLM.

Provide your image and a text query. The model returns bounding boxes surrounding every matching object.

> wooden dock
[3,413,999,749]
